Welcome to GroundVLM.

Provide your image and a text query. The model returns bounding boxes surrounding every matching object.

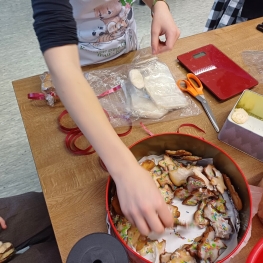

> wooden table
[13,18,263,263]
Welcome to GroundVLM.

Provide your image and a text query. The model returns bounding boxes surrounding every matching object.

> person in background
[0,192,61,263]
[31,0,180,236]
[204,0,263,31]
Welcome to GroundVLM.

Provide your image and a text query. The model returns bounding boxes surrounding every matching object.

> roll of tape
[66,233,129,263]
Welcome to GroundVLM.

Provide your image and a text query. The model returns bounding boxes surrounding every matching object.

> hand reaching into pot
[114,163,174,236]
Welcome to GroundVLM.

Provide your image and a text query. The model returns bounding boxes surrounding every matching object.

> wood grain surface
[13,18,263,263]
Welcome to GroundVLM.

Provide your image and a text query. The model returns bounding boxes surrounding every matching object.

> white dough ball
[129,69,145,89]
[231,108,249,124]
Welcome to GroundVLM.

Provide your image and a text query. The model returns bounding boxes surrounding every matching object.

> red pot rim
[105,132,252,263]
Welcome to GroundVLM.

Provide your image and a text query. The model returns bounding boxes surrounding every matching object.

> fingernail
[152,48,156,55]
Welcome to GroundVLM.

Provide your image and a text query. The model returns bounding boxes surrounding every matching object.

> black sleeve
[241,0,263,19]
[31,0,78,53]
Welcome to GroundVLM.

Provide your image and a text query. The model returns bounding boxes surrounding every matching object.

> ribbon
[176,123,206,134]
[58,110,132,156]
[140,122,154,136]
[28,93,46,100]
[97,84,122,99]
[28,84,121,102]
[65,130,95,155]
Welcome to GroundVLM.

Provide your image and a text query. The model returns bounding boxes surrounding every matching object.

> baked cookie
[140,159,156,171]
[159,155,180,171]
[183,188,215,206]
[174,187,191,200]
[159,185,174,203]
[193,166,214,190]
[197,226,226,262]
[223,174,243,211]
[167,204,181,226]
[138,240,166,262]
[203,204,233,239]
[116,217,131,241]
[210,166,227,194]
[127,225,141,248]
[111,192,124,216]
[208,195,226,214]
[160,252,172,263]
[194,200,209,228]
[0,242,15,263]
[231,108,249,124]
[165,150,192,157]
[187,175,206,192]
[185,236,203,258]
[169,167,194,187]
[158,172,177,190]
[170,248,197,263]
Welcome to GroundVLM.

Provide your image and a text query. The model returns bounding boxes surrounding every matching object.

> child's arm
[43,44,173,235]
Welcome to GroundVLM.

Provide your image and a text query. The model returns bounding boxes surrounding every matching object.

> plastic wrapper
[123,57,191,117]
[39,72,58,107]
[84,57,201,128]
[242,51,263,84]
[37,38,201,126]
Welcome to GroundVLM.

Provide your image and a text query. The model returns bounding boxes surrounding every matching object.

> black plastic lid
[66,232,129,263]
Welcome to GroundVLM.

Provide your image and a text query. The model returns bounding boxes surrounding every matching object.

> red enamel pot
[106,133,252,263]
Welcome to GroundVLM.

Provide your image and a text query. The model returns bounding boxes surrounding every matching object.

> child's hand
[151,1,180,55]
[114,164,173,236]
[0,217,7,230]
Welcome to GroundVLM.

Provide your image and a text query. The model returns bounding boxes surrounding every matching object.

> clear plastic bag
[242,51,263,84]
[36,37,202,127]
[123,57,191,117]
[123,77,169,119]
[84,57,202,127]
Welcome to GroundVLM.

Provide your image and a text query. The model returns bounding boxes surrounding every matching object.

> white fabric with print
[70,0,137,65]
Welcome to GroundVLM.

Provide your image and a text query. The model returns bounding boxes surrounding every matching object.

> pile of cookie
[111,150,242,263]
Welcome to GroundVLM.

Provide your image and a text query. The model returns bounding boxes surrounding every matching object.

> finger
[157,29,180,54]
[143,209,165,234]
[132,212,151,236]
[151,25,161,55]
[157,203,173,228]
[124,213,136,227]
[0,217,7,229]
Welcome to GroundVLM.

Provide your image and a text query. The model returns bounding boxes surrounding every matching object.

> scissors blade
[196,95,220,133]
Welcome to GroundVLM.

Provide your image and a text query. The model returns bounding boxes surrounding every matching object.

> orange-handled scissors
[177,73,220,132]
